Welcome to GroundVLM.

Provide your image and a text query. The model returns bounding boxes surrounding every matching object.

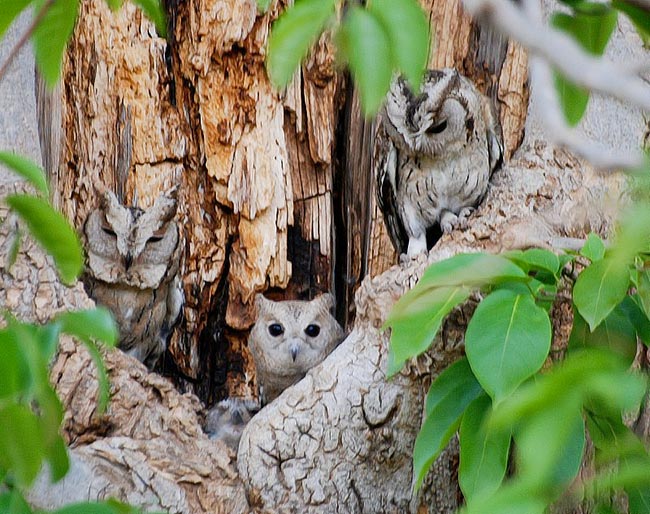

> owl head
[383,68,483,157]
[83,189,179,289]
[251,293,343,375]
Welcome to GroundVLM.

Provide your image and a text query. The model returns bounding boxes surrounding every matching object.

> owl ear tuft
[255,293,272,314]
[151,192,178,223]
[99,189,121,213]
[315,292,335,312]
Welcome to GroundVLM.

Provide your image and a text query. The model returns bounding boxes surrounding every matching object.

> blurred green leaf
[632,269,650,321]
[551,7,617,125]
[0,490,33,514]
[7,225,21,271]
[569,305,638,364]
[338,6,392,115]
[370,0,429,89]
[132,0,167,37]
[553,72,589,126]
[82,338,111,413]
[612,0,650,45]
[32,0,80,86]
[0,153,48,197]
[465,289,551,402]
[386,286,469,375]
[0,405,45,487]
[504,248,560,276]
[459,394,510,502]
[0,327,31,400]
[6,194,83,284]
[460,482,547,514]
[46,434,70,482]
[573,258,630,331]
[620,295,650,346]
[413,358,483,489]
[515,403,585,489]
[56,308,119,348]
[267,0,336,88]
[0,0,32,38]
[581,233,606,262]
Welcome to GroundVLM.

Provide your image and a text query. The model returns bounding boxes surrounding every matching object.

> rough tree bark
[1,0,645,512]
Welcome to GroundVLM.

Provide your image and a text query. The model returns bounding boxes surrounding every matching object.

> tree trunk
[9,0,644,512]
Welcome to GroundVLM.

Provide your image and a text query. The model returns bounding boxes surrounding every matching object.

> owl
[204,398,260,451]
[82,189,183,369]
[249,294,344,405]
[375,68,503,257]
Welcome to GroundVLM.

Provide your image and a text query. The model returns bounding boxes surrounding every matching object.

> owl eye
[268,323,284,337]
[147,235,164,243]
[304,324,321,337]
[425,119,448,135]
[101,226,116,237]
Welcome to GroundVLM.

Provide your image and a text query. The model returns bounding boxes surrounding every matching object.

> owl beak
[124,253,133,270]
[289,341,300,362]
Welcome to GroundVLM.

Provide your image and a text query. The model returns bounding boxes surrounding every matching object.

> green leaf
[627,482,650,514]
[32,0,80,86]
[633,269,650,321]
[465,289,551,402]
[459,394,510,502]
[581,233,606,262]
[386,286,470,375]
[0,405,45,487]
[612,0,650,45]
[416,253,527,291]
[413,358,483,489]
[266,0,336,88]
[337,6,392,115]
[369,0,429,89]
[6,194,83,284]
[83,339,112,413]
[569,305,637,364]
[621,295,650,347]
[573,258,630,331]
[0,490,33,514]
[515,403,585,489]
[553,72,589,126]
[56,308,119,347]
[0,327,31,400]
[551,7,617,125]
[0,0,32,37]
[46,435,70,482]
[0,152,49,196]
[460,482,547,514]
[552,8,618,55]
[505,248,560,275]
[132,0,167,37]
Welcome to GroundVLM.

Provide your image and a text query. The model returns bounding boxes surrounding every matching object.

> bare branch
[463,0,650,169]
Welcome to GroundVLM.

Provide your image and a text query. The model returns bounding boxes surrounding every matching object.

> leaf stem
[0,0,56,85]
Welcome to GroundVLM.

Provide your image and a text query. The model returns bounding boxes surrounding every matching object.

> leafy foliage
[266,0,430,115]
[386,207,650,510]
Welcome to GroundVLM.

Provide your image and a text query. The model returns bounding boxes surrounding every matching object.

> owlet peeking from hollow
[249,294,344,405]
[82,189,183,369]
[375,68,504,257]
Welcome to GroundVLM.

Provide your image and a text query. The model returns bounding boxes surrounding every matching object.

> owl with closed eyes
[249,294,344,405]
[82,189,183,369]
[375,68,504,257]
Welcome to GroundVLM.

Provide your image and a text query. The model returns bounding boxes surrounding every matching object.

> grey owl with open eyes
[375,68,504,257]
[82,190,183,369]
[249,294,344,405]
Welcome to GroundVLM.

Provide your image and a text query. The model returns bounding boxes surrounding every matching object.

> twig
[0,0,56,84]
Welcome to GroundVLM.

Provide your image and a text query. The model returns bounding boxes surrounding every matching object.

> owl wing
[373,119,409,255]
[482,95,504,174]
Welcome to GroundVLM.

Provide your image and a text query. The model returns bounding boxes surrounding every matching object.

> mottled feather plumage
[82,190,183,369]
[249,294,344,405]
[375,68,503,256]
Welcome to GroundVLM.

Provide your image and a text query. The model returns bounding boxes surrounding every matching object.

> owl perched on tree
[375,68,504,257]
[82,189,183,369]
[249,294,344,405]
